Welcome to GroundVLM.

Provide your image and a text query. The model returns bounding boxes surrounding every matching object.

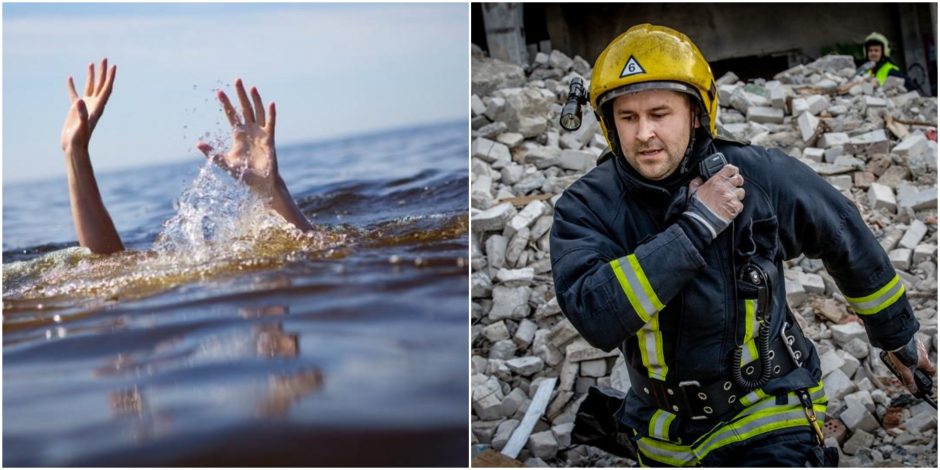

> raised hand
[197,79,279,196]
[61,58,116,152]
[198,79,312,232]
[60,58,124,254]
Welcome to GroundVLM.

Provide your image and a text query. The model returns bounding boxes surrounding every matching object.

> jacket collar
[611,129,715,198]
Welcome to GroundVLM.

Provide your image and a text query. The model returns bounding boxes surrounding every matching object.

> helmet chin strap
[679,109,697,175]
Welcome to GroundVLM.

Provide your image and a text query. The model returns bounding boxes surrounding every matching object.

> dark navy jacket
[550,135,919,437]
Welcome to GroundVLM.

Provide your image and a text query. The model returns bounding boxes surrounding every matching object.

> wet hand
[61,58,116,152]
[197,79,280,197]
[688,164,745,222]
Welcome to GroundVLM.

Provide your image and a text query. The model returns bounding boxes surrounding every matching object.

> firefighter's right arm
[549,169,743,351]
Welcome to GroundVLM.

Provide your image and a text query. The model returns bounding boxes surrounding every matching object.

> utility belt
[626,319,812,422]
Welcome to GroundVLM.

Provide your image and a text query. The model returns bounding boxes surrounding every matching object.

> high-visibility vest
[870,61,901,85]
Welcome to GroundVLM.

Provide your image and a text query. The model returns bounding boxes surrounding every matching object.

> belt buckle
[781,322,803,368]
[679,380,709,421]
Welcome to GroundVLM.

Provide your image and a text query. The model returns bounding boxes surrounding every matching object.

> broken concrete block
[489,339,517,360]
[823,368,857,400]
[472,137,512,163]
[823,146,844,163]
[820,349,846,376]
[747,106,785,124]
[506,356,545,376]
[492,419,520,450]
[558,149,596,171]
[489,285,531,320]
[471,94,487,116]
[889,248,912,270]
[792,94,829,115]
[844,390,875,413]
[513,319,538,349]
[483,320,511,342]
[549,50,573,71]
[473,203,516,232]
[892,133,928,158]
[912,243,936,264]
[552,422,575,449]
[472,374,506,420]
[785,277,807,306]
[497,132,525,149]
[863,96,887,109]
[501,387,529,418]
[609,354,632,393]
[495,267,534,287]
[472,271,493,299]
[845,129,890,155]
[524,146,562,169]
[507,200,548,234]
[550,318,581,348]
[898,219,928,250]
[819,132,850,148]
[580,358,608,377]
[565,338,620,362]
[803,147,825,162]
[800,272,826,294]
[829,175,853,191]
[798,112,820,142]
[897,186,937,210]
[842,429,874,455]
[528,430,559,460]
[830,322,867,345]
[840,402,880,433]
[867,183,897,212]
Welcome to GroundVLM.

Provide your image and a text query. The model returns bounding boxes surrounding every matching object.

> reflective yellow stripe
[637,313,668,380]
[610,254,665,323]
[637,383,827,466]
[627,254,665,311]
[611,258,650,323]
[845,274,905,315]
[740,299,759,365]
[649,409,677,441]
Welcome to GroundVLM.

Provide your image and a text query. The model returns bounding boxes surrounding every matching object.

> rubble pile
[470,43,938,467]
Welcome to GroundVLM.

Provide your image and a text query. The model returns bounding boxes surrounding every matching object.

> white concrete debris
[471,48,938,468]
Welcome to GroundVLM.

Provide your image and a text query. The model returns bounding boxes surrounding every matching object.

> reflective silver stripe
[684,211,718,239]
[846,275,905,315]
[615,255,658,319]
[638,313,668,380]
[649,409,675,440]
[638,386,828,466]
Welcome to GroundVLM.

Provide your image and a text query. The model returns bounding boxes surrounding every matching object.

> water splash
[153,161,289,261]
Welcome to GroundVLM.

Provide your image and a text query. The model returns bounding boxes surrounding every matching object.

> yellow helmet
[864,32,891,58]
[590,24,718,153]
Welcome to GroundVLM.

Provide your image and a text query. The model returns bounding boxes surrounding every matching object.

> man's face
[867,44,883,63]
[612,89,698,181]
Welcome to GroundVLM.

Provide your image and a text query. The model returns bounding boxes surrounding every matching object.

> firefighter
[550,24,935,466]
[862,31,909,88]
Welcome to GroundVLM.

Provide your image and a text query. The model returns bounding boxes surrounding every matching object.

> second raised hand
[198,78,279,196]
[198,79,313,233]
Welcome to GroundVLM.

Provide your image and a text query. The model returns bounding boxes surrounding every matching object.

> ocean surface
[2,120,469,466]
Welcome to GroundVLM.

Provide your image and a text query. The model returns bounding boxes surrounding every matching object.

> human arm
[197,79,313,232]
[759,147,935,389]
[60,59,124,254]
[549,164,745,351]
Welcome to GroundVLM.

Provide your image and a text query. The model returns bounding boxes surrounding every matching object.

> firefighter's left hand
[886,338,937,394]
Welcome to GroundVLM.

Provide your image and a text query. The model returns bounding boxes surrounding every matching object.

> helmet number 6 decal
[621,55,647,77]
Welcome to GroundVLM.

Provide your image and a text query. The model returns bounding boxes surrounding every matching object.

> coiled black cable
[731,320,773,390]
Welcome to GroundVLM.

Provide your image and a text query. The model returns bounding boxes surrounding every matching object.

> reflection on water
[3,121,468,466]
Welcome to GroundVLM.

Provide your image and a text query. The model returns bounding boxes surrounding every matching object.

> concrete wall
[539,3,905,65]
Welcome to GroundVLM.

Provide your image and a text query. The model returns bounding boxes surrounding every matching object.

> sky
[2,2,469,183]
